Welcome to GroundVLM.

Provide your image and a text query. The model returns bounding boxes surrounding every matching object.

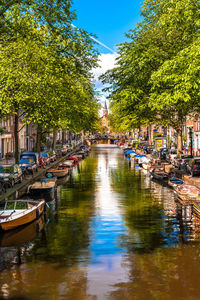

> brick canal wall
[0,146,82,202]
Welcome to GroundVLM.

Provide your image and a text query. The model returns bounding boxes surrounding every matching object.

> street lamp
[188,127,193,156]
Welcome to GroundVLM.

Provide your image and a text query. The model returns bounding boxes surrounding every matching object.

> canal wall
[0,145,82,202]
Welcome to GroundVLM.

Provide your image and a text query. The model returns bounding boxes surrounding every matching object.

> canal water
[0,145,200,299]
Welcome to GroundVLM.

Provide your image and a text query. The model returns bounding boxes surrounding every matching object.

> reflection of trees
[25,155,98,267]
[108,245,200,300]
[111,164,180,253]
[0,262,91,299]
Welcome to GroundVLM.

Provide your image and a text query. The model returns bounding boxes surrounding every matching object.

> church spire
[103,100,108,116]
[104,100,108,111]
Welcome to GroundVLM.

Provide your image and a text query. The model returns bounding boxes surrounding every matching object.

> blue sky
[72,0,142,111]
[73,0,142,54]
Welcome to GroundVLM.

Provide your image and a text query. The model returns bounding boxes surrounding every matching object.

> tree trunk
[177,128,182,154]
[148,125,153,145]
[62,130,65,146]
[14,112,19,164]
[52,129,57,152]
[36,126,42,156]
[138,127,141,143]
[81,130,85,144]
[69,131,72,143]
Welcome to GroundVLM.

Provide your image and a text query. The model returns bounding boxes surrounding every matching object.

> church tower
[103,100,108,117]
[100,100,109,133]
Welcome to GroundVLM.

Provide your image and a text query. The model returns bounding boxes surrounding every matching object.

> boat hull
[0,201,45,231]
[151,172,168,181]
[48,169,68,178]
[29,187,54,195]
[52,171,68,178]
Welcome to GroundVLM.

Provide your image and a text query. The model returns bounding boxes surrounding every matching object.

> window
[15,202,28,210]
[0,202,5,210]
[0,166,13,173]
[5,202,15,210]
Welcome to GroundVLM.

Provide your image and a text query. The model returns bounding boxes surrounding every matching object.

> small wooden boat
[73,154,83,160]
[40,177,57,183]
[175,185,200,202]
[78,151,88,157]
[28,181,56,196]
[150,167,168,181]
[48,168,68,178]
[59,160,74,168]
[168,177,185,189]
[140,157,151,169]
[68,156,79,162]
[142,163,150,170]
[0,200,45,231]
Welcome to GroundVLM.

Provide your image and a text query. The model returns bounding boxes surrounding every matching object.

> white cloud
[92,53,118,90]
[92,53,118,116]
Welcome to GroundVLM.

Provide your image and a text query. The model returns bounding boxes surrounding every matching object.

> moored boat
[73,154,83,160]
[48,168,68,178]
[140,156,151,169]
[168,177,185,189]
[28,180,56,196]
[68,156,79,162]
[134,155,147,167]
[40,176,57,183]
[175,185,200,202]
[0,200,45,231]
[59,160,74,168]
[150,167,168,181]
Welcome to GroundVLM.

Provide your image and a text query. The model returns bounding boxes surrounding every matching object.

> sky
[72,0,142,110]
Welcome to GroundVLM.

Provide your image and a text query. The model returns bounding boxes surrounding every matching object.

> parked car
[47,151,56,162]
[151,149,159,159]
[20,152,39,166]
[19,157,38,174]
[186,158,200,176]
[40,153,51,165]
[166,149,177,164]
[56,146,63,157]
[174,154,194,170]
[66,144,73,152]
[160,148,169,160]
[0,164,23,187]
[144,145,154,154]
[61,146,68,156]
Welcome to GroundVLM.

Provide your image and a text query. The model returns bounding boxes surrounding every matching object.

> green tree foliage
[0,1,99,161]
[102,0,200,151]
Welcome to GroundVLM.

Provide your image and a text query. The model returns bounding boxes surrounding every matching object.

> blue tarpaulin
[125,150,135,155]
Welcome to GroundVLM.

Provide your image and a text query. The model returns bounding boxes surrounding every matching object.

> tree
[0,3,99,161]
[102,0,200,151]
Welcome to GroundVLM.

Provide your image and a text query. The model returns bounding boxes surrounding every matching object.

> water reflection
[1,146,200,299]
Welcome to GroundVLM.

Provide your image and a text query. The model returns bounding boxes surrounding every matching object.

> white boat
[175,185,200,201]
[28,181,56,196]
[60,160,74,168]
[0,200,45,231]
[48,168,68,178]
[141,157,151,169]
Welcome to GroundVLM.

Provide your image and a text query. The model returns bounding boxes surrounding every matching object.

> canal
[1,144,200,299]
